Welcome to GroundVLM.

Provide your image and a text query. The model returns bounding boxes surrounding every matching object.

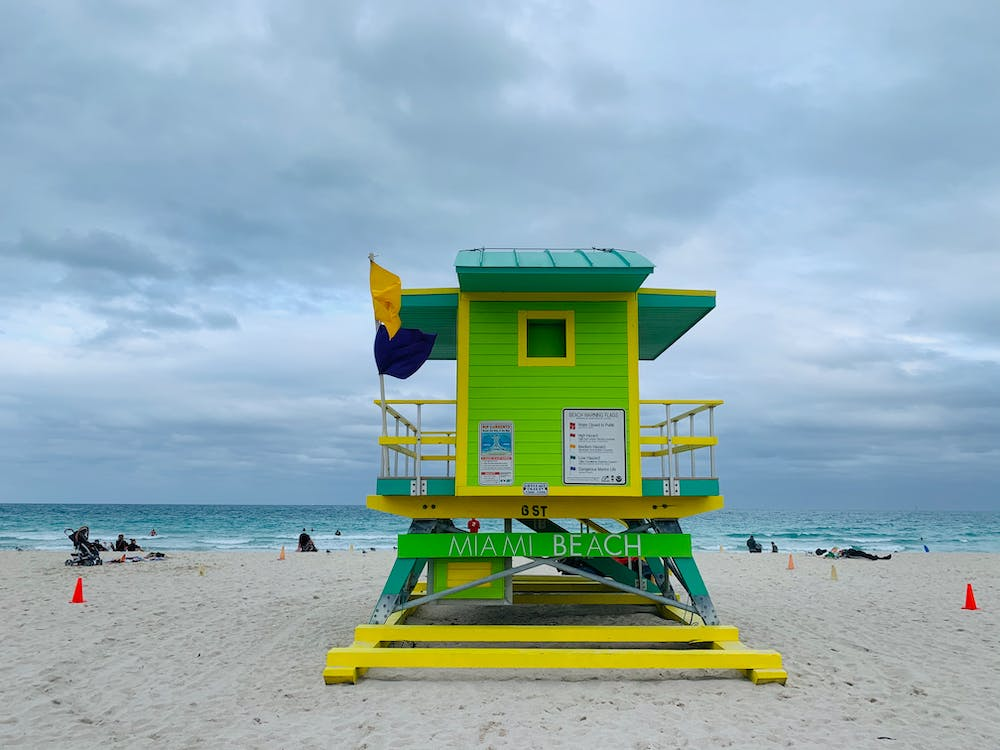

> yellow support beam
[325,646,784,672]
[367,494,725,519]
[712,640,788,684]
[379,435,456,446]
[355,623,740,644]
[512,592,656,606]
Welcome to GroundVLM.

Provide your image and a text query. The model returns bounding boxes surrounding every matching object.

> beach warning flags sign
[963,583,978,610]
[787,554,795,570]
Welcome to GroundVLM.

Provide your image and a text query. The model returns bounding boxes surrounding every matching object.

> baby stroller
[65,526,103,566]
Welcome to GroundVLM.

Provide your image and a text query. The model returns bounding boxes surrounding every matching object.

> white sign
[522,482,549,496]
[563,409,627,485]
[479,421,514,485]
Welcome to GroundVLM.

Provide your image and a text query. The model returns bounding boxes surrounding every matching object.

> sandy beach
[1,549,996,749]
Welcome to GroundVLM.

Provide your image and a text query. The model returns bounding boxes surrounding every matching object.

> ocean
[2,503,998,553]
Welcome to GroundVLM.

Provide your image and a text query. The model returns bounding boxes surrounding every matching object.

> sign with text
[562,408,627,485]
[397,532,691,559]
[479,421,513,485]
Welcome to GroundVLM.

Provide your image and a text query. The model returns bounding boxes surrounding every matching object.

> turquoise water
[2,503,998,553]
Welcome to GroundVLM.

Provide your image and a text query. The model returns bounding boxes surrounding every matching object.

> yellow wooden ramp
[323,623,787,685]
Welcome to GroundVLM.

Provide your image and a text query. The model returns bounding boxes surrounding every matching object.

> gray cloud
[1,1,998,508]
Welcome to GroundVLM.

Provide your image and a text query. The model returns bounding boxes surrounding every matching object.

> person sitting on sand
[839,546,891,560]
[92,538,108,551]
[113,534,128,552]
[126,538,143,552]
[746,534,762,553]
[771,541,778,553]
[297,529,317,552]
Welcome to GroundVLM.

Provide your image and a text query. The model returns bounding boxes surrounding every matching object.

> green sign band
[397,532,691,559]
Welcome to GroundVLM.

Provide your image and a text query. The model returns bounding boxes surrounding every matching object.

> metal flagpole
[379,369,389,477]
[370,252,390,477]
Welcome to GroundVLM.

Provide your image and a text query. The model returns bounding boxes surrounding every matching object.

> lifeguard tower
[324,248,786,684]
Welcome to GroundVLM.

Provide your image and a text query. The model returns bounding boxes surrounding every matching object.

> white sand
[1,550,996,749]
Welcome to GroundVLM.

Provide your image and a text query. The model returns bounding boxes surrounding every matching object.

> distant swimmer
[334,529,342,536]
[150,529,157,537]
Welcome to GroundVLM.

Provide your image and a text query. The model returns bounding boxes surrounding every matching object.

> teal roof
[455,248,654,292]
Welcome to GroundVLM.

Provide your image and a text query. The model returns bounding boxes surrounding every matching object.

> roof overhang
[400,287,715,361]
[636,289,716,360]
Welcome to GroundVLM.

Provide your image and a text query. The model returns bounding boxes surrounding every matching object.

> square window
[526,318,566,358]
[518,310,575,366]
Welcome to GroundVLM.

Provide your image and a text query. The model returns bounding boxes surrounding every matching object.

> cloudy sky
[2,1,997,510]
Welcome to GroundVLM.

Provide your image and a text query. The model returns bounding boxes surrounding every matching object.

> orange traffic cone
[70,577,86,604]
[278,545,286,561]
[962,583,978,610]
[787,554,795,570]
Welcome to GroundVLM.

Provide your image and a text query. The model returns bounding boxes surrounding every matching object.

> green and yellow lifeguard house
[324,248,786,684]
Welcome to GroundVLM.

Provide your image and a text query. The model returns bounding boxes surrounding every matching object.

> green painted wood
[640,479,720,496]
[399,533,692,559]
[465,299,631,487]
[672,556,709,598]
[375,478,457,496]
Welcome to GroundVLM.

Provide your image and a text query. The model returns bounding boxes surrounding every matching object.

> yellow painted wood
[324,646,784,671]
[517,309,576,367]
[511,581,620,592]
[626,293,642,497]
[367,494,725,519]
[639,399,725,406]
[322,666,358,684]
[748,668,788,685]
[640,436,717,447]
[354,623,740,643]
[374,399,458,405]
[379,435,457,446]
[402,287,461,296]
[640,442,713,457]
[512,592,656,605]
[466,292,632,302]
[454,292,471,493]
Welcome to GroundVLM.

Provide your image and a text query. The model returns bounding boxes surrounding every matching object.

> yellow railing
[375,400,457,480]
[639,400,722,480]
[375,398,722,483]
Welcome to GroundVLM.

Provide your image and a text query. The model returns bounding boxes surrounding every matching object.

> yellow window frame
[517,310,575,367]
